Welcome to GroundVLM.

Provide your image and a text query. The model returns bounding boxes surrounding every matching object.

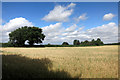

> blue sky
[1,2,118,44]
[3,2,118,28]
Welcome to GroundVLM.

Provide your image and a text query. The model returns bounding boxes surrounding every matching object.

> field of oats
[2,45,118,78]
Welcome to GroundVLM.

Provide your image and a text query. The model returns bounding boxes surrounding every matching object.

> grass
[2,45,118,78]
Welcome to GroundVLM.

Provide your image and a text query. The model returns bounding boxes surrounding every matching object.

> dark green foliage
[104,42,120,45]
[73,38,104,46]
[48,43,51,45]
[73,40,80,45]
[27,27,45,46]
[9,26,45,46]
[91,39,95,45]
[46,43,51,47]
[44,45,94,47]
[62,42,69,45]
[2,42,14,47]
[2,54,80,79]
[95,38,104,46]
[2,38,104,47]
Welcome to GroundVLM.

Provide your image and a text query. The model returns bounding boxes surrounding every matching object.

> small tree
[48,43,51,45]
[84,40,89,43]
[73,40,80,45]
[91,39,95,45]
[62,42,69,45]
[92,39,95,42]
[95,38,104,46]
[83,40,89,45]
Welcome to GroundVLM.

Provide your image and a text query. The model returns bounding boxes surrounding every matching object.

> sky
[1,2,118,44]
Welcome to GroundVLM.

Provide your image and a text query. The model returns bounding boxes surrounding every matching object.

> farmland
[2,45,118,78]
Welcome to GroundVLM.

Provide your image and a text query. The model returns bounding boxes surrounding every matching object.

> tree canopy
[62,42,69,45]
[73,40,80,45]
[73,38,104,46]
[9,26,45,46]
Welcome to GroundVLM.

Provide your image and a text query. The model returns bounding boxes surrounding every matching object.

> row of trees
[7,26,104,47]
[62,38,104,46]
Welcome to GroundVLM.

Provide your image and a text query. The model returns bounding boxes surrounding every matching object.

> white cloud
[74,13,88,22]
[65,24,78,32]
[103,13,115,21]
[42,23,84,44]
[42,3,76,22]
[42,23,64,44]
[1,17,33,43]
[1,17,118,44]
[3,17,33,32]
[67,3,76,8]
[42,22,118,44]
[86,22,118,43]
[42,23,62,33]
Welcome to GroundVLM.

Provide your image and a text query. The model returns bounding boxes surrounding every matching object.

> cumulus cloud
[65,24,78,32]
[86,22,118,43]
[42,23,84,44]
[1,17,118,44]
[74,13,88,22]
[42,23,64,44]
[42,3,76,22]
[1,17,33,43]
[103,13,115,21]
[3,17,33,32]
[42,23,62,33]
[42,22,118,44]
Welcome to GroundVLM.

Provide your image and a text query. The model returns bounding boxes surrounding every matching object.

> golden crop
[2,45,118,78]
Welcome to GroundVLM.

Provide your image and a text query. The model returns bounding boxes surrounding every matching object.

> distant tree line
[62,38,104,46]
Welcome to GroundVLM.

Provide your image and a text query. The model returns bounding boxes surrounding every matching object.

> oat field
[2,45,118,78]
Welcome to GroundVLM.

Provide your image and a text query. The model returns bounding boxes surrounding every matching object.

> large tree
[9,26,45,46]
